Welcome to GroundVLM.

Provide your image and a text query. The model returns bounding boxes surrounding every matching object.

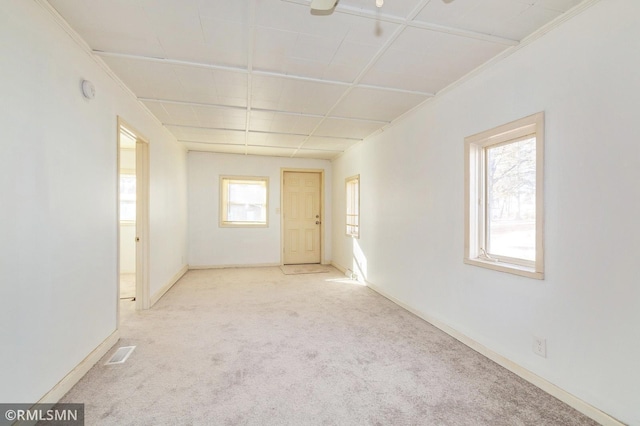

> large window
[346,175,360,238]
[464,112,544,279]
[220,176,268,227]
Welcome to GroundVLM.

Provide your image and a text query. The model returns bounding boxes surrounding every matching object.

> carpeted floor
[119,273,136,299]
[60,267,597,425]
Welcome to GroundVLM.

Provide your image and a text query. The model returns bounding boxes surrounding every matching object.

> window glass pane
[346,177,359,236]
[486,137,536,261]
[119,175,136,221]
[225,180,267,223]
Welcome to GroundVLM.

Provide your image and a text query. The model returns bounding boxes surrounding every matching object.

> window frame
[345,174,360,238]
[464,112,544,279]
[219,175,269,228]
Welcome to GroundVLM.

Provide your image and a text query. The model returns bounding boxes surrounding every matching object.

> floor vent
[105,346,136,365]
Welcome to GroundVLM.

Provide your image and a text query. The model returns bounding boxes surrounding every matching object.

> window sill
[219,222,268,228]
[464,257,544,280]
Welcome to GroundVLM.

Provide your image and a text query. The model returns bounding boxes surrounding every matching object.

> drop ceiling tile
[192,106,247,130]
[493,5,562,41]
[413,0,564,40]
[337,0,422,19]
[245,146,296,158]
[251,75,347,115]
[200,15,248,67]
[314,118,382,139]
[362,28,507,93]
[294,149,342,160]
[331,87,428,122]
[142,102,172,124]
[256,0,352,39]
[49,0,165,57]
[534,0,583,12]
[247,133,306,148]
[171,65,247,107]
[183,142,247,155]
[166,126,245,145]
[155,103,200,127]
[102,57,182,100]
[249,111,322,134]
[303,137,358,151]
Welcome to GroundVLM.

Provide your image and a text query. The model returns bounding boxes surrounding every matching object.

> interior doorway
[282,170,323,265]
[117,118,150,319]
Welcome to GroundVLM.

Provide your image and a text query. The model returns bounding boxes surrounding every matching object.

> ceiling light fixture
[376,0,383,7]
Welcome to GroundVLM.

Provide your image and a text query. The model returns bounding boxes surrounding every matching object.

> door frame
[117,117,150,322]
[280,168,325,265]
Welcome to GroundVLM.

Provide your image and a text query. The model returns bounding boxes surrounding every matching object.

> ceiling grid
[47,0,585,159]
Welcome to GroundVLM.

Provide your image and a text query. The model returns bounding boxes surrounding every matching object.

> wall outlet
[533,336,547,358]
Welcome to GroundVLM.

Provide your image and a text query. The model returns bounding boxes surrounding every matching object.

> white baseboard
[189,263,281,270]
[365,281,623,426]
[150,264,189,307]
[36,330,120,405]
[330,261,347,274]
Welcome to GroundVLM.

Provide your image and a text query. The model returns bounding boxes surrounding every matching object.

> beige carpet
[60,267,597,425]
[280,264,333,275]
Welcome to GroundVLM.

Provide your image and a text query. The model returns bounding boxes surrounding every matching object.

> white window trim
[464,112,544,280]
[219,175,269,228]
[345,174,360,238]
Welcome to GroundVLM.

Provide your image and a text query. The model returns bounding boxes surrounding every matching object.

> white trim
[35,331,120,405]
[188,263,281,270]
[150,265,189,307]
[364,281,624,426]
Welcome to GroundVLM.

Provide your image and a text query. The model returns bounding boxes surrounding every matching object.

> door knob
[316,221,321,225]
[136,237,140,242]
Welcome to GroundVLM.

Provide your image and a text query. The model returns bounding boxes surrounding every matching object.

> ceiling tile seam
[279,0,519,46]
[33,0,187,152]
[93,51,432,96]
[292,5,414,156]
[167,124,362,141]
[140,2,169,60]
[334,0,604,162]
[141,97,391,124]
[245,0,257,155]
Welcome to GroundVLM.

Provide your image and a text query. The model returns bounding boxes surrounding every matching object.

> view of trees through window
[227,181,267,223]
[486,136,536,261]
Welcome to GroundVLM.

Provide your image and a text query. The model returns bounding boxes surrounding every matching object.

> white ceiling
[49,0,583,160]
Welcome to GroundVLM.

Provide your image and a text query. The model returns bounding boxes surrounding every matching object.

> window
[119,174,136,222]
[220,176,268,227]
[346,175,360,237]
[464,112,544,279]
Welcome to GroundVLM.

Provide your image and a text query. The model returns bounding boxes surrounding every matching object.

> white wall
[0,0,188,404]
[189,152,332,267]
[332,0,639,424]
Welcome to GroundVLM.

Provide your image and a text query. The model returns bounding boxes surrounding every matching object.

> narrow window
[220,176,268,227]
[465,113,544,279]
[346,175,360,238]
[119,174,136,222]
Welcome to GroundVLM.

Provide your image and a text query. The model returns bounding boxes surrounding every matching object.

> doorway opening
[117,118,150,320]
[281,169,324,265]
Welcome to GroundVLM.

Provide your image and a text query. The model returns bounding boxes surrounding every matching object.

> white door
[283,172,321,264]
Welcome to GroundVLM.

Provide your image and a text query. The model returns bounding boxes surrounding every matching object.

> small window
[220,176,268,227]
[119,174,136,222]
[464,112,544,279]
[346,175,360,238]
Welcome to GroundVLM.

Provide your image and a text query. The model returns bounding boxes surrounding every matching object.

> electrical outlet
[533,336,547,358]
